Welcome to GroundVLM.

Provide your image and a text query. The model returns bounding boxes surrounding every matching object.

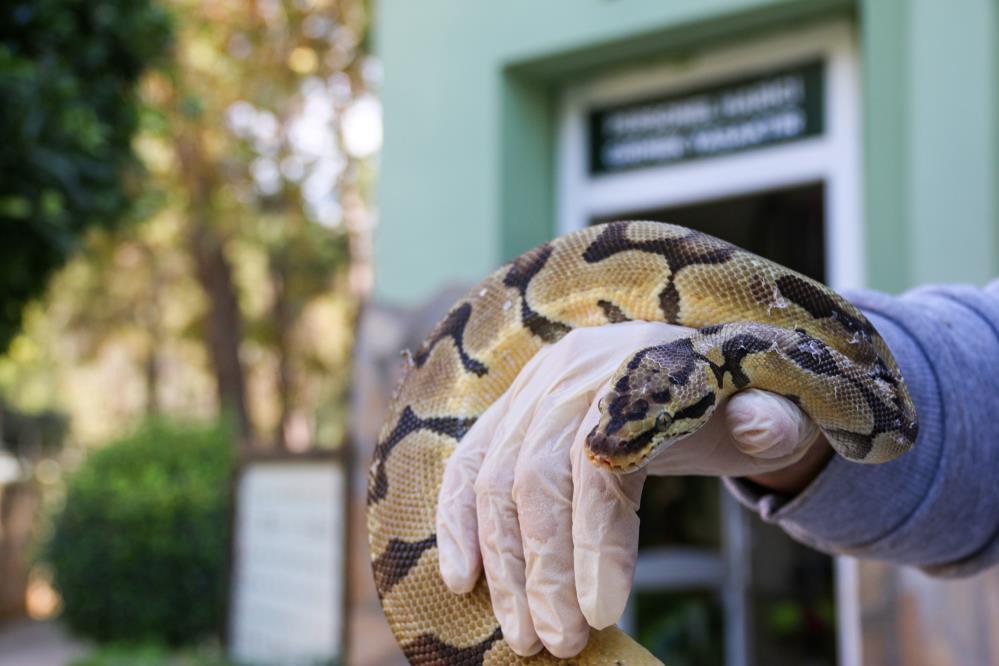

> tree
[140,0,368,449]
[0,0,172,352]
[1,0,372,452]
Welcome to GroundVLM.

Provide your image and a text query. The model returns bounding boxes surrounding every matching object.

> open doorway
[592,181,825,281]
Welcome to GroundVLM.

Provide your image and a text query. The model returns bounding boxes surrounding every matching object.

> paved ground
[0,619,88,666]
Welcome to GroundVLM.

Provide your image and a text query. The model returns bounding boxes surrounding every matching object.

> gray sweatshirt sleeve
[724,279,999,577]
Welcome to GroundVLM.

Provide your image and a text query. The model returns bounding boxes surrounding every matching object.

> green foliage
[73,643,341,666]
[0,0,173,352]
[73,643,235,666]
[45,419,233,645]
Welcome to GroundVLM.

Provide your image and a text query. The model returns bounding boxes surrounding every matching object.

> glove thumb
[725,389,821,459]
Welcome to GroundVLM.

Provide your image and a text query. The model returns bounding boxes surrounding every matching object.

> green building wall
[373,0,998,303]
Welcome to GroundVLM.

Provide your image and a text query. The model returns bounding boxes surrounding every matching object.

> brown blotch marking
[673,392,716,421]
[783,329,841,377]
[401,626,502,666]
[414,302,488,376]
[709,333,774,388]
[588,424,657,458]
[368,406,475,505]
[837,373,918,457]
[775,274,874,340]
[654,338,703,386]
[371,534,437,596]
[626,345,659,371]
[658,282,681,321]
[597,298,631,323]
[603,392,649,436]
[503,243,572,343]
[627,398,650,420]
[583,222,736,322]
[582,222,735,268]
[824,427,876,461]
[748,272,776,306]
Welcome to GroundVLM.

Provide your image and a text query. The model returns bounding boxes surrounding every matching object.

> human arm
[725,279,999,576]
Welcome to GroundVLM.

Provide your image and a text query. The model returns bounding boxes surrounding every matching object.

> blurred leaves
[145,0,370,449]
[0,0,173,351]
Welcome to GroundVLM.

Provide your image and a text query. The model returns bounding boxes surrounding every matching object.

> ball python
[367,221,918,664]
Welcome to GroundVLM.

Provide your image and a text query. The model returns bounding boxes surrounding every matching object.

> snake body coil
[367,221,917,664]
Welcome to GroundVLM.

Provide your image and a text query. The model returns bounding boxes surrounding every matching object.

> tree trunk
[188,222,254,449]
[270,251,293,451]
[143,350,159,418]
[143,248,163,418]
[173,116,254,450]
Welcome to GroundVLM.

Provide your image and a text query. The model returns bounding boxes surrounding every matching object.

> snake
[367,221,918,664]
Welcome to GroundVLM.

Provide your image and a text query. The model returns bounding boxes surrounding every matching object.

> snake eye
[655,412,672,432]
[598,395,610,412]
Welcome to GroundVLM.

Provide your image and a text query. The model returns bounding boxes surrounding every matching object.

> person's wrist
[742,434,833,495]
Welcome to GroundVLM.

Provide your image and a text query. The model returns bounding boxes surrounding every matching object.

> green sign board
[589,60,825,174]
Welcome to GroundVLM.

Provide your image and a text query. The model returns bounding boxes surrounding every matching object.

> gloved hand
[436,321,824,657]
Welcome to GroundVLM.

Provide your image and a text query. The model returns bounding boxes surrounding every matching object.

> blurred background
[0,1,997,666]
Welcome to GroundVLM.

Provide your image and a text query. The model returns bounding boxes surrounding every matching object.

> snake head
[586,340,719,473]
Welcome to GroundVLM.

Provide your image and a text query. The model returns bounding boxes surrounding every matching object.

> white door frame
[556,20,864,292]
[556,20,863,666]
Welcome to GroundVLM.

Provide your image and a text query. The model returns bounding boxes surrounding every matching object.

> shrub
[72,643,235,666]
[45,419,233,645]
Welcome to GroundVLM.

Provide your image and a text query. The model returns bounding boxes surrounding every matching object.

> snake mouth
[586,447,658,474]
[585,423,666,473]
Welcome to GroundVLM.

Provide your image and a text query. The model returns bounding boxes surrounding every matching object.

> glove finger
[513,389,592,658]
[725,389,820,459]
[438,341,577,598]
[473,368,558,656]
[476,447,541,656]
[437,389,511,594]
[571,392,646,629]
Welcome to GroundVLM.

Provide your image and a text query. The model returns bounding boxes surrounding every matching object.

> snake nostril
[586,429,617,455]
[586,425,601,445]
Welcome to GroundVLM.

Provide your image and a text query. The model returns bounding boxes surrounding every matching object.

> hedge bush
[72,643,235,666]
[46,420,233,645]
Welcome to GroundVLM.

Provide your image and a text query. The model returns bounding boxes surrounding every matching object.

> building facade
[357,1,999,664]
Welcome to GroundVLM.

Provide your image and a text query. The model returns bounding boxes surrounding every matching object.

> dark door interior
[593,181,826,281]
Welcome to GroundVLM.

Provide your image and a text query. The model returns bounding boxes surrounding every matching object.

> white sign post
[228,455,347,666]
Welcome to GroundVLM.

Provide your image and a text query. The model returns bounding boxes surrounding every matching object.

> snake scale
[367,221,918,664]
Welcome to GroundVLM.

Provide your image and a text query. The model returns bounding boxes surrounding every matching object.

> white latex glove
[436,321,823,657]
